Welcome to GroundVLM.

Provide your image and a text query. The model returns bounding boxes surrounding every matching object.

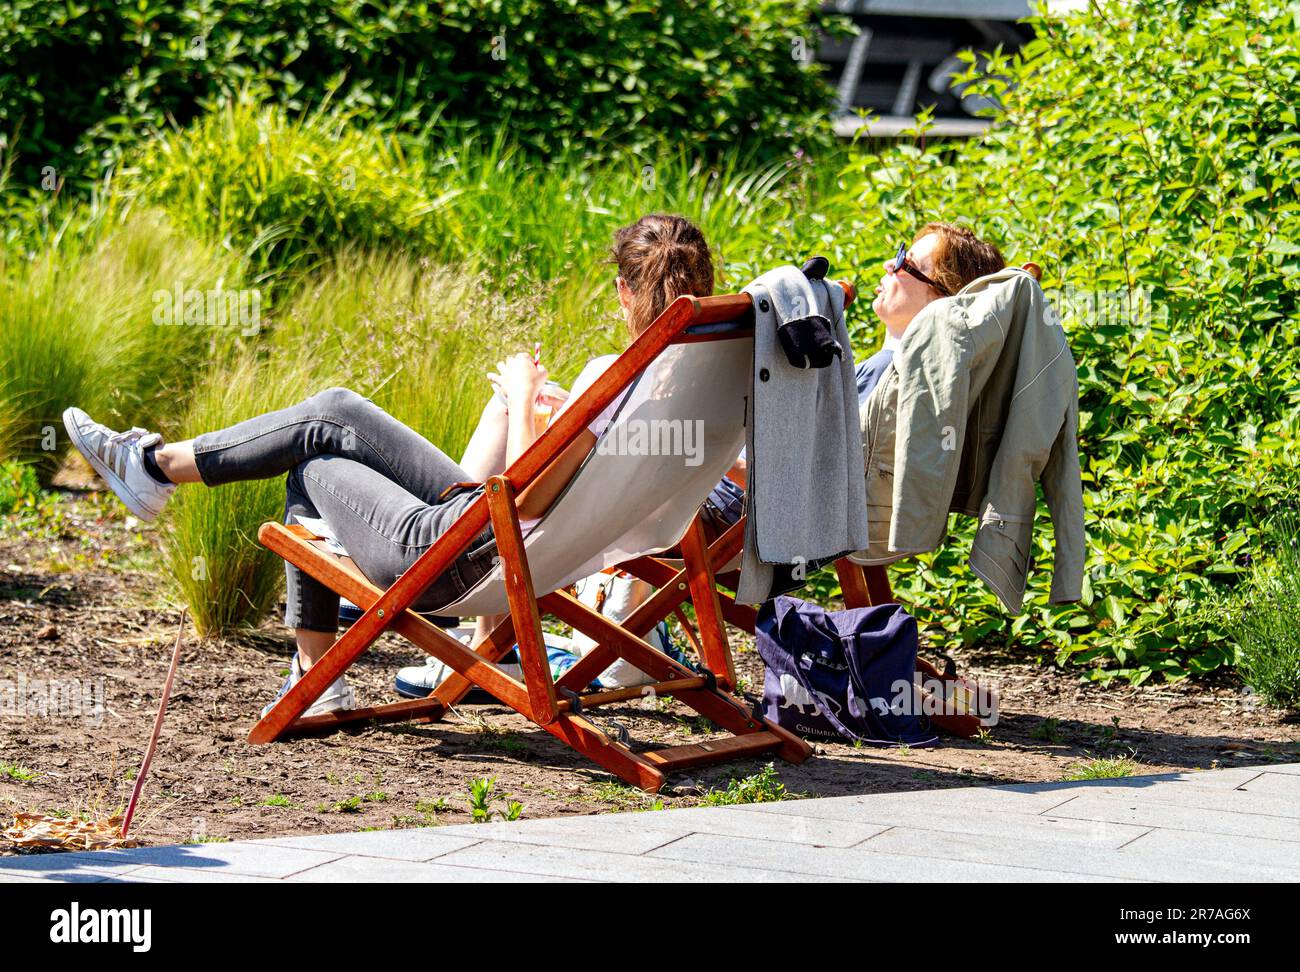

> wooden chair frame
[248,286,862,792]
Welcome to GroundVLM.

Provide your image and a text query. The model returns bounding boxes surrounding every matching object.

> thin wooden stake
[120,608,188,839]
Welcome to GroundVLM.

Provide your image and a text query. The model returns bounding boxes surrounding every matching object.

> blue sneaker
[394,632,589,701]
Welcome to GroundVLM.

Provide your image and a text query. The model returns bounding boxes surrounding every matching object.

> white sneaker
[261,653,356,719]
[61,407,176,522]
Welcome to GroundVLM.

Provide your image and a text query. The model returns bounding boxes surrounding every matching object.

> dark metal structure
[819,0,1036,136]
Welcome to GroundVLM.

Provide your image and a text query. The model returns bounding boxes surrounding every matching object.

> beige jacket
[849,267,1085,613]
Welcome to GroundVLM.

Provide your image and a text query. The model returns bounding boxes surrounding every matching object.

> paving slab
[1237,772,1300,797]
[4,763,1298,883]
[116,866,282,884]
[78,841,346,879]
[284,855,584,883]
[433,839,847,882]
[1252,763,1300,775]
[1120,827,1300,870]
[1141,768,1269,789]
[1025,781,1300,817]
[646,831,1120,882]
[746,804,1150,848]
[259,829,483,862]
[736,784,1085,821]
[1044,795,1300,842]
[440,807,888,849]
[860,826,1297,882]
[433,817,692,855]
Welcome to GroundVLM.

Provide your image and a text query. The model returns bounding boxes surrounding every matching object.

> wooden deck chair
[250,284,855,792]
[615,264,1046,739]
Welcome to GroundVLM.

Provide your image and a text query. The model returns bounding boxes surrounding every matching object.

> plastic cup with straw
[532,342,554,435]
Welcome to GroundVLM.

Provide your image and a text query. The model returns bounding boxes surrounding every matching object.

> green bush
[810,0,1300,681]
[121,95,826,309]
[123,96,461,279]
[0,0,839,191]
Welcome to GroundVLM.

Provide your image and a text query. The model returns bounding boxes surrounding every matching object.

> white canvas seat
[438,334,752,617]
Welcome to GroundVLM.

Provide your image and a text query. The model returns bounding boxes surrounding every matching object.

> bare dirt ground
[3,488,1298,854]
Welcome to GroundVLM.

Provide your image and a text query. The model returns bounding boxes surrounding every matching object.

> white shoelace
[99,427,154,481]
[107,427,150,444]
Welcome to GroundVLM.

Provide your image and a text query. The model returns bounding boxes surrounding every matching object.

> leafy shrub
[123,97,461,279]
[0,0,840,190]
[811,0,1300,681]
[122,96,823,309]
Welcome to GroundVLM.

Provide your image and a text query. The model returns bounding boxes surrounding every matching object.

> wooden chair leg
[542,590,812,765]
[485,476,557,725]
[679,514,736,690]
[835,557,897,607]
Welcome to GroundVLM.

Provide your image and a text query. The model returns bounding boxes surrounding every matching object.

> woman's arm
[514,428,597,520]
[495,352,597,520]
[725,454,747,489]
[492,352,547,468]
[503,390,541,469]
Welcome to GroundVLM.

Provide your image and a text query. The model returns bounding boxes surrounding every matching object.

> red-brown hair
[914,221,1006,295]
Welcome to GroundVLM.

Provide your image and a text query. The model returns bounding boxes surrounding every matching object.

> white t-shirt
[553,355,629,439]
[517,354,631,532]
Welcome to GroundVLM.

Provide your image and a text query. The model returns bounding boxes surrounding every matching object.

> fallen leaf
[3,812,140,852]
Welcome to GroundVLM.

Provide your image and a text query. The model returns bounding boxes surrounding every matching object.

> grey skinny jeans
[192,387,497,632]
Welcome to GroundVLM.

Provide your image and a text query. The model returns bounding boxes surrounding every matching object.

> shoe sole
[62,408,159,522]
[303,687,356,717]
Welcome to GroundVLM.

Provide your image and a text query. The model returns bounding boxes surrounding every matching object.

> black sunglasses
[892,243,950,296]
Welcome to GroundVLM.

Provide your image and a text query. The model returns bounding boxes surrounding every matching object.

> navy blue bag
[756,596,938,747]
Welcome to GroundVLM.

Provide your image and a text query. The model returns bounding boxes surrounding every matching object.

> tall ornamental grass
[270,250,599,456]
[0,213,243,481]
[1218,509,1300,711]
[161,251,585,634]
[160,348,336,637]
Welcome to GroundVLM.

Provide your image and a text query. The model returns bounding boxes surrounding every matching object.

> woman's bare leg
[154,440,203,483]
[295,629,336,668]
[458,395,509,483]
[472,613,507,648]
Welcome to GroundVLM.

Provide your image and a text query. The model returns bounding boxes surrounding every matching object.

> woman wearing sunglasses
[700,221,1006,539]
[854,221,1006,400]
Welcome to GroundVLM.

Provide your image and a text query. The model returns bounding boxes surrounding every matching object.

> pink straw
[121,608,188,839]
